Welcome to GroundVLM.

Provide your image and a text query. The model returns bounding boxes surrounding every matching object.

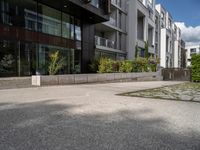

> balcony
[106,17,116,27]
[111,0,121,7]
[147,0,153,10]
[66,0,109,23]
[90,0,100,8]
[95,36,115,49]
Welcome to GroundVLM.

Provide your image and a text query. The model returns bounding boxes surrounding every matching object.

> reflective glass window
[37,3,61,36]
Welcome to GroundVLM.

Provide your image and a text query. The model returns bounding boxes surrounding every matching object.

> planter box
[32,72,162,86]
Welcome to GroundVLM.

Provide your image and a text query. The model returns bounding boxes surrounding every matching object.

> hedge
[90,56,159,73]
[191,54,200,82]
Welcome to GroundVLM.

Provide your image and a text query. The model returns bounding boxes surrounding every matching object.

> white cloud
[175,22,200,46]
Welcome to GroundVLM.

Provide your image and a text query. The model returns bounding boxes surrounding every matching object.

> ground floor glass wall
[0,0,82,77]
[0,39,81,77]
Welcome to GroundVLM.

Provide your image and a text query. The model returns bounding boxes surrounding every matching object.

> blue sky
[156,0,200,45]
[156,0,200,27]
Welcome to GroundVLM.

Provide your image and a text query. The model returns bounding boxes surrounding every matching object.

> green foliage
[98,57,114,73]
[89,57,100,73]
[0,54,15,73]
[112,61,120,72]
[0,54,14,68]
[191,54,200,82]
[95,56,159,73]
[135,57,149,72]
[135,45,139,58]
[119,60,133,73]
[144,41,149,58]
[48,51,66,75]
[148,55,157,72]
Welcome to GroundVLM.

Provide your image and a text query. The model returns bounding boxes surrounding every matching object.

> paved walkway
[0,81,200,150]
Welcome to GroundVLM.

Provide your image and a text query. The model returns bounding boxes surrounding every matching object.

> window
[75,19,81,41]
[0,0,82,76]
[190,48,196,54]
[62,13,70,39]
[37,3,61,37]
[91,0,99,8]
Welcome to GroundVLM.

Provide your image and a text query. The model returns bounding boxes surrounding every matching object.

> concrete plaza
[0,81,200,150]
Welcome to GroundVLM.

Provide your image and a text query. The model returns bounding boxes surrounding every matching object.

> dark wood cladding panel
[0,24,76,48]
[81,21,95,73]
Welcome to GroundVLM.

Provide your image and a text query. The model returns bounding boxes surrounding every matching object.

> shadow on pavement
[0,100,199,150]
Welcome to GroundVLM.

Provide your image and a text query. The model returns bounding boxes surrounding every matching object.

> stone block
[58,75,75,85]
[41,75,59,86]
[74,74,88,84]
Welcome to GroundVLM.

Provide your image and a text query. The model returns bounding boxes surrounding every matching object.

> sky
[156,0,200,46]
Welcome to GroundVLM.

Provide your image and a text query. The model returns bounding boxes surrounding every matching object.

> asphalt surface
[0,81,200,150]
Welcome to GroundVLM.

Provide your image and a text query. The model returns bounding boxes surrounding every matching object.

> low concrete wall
[0,77,31,89]
[32,71,162,86]
[162,68,191,81]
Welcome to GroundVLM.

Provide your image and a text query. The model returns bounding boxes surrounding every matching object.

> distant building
[185,44,200,66]
[155,4,184,68]
[180,40,187,68]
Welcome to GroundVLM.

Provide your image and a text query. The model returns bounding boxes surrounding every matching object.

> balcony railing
[95,36,115,49]
[111,0,120,7]
[147,0,153,9]
[90,0,100,8]
[106,17,116,26]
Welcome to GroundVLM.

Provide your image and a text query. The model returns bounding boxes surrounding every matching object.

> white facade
[155,4,183,68]
[94,0,185,68]
[173,25,182,68]
[185,45,200,66]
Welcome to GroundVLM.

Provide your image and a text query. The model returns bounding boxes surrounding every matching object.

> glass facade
[95,50,126,60]
[0,0,82,77]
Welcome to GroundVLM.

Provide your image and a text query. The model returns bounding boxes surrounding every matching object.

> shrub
[148,56,157,72]
[89,57,100,73]
[48,51,66,75]
[135,57,148,72]
[98,57,114,73]
[112,61,120,72]
[96,56,159,73]
[191,54,200,82]
[144,41,149,58]
[119,60,133,73]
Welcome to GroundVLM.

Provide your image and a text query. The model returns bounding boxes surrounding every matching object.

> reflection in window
[75,19,81,41]
[62,13,70,39]
[37,44,73,75]
[37,3,61,37]
[0,40,17,76]
[70,16,74,39]
[0,0,82,76]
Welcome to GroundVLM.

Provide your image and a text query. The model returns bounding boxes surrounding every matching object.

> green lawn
[121,83,200,102]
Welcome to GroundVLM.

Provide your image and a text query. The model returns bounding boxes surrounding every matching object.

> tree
[48,51,66,75]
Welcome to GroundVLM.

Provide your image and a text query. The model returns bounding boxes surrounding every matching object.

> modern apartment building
[180,40,187,68]
[155,4,184,68]
[173,23,182,68]
[185,44,200,66]
[127,0,158,59]
[0,0,185,78]
[156,4,173,68]
[0,0,110,77]
[94,0,127,60]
